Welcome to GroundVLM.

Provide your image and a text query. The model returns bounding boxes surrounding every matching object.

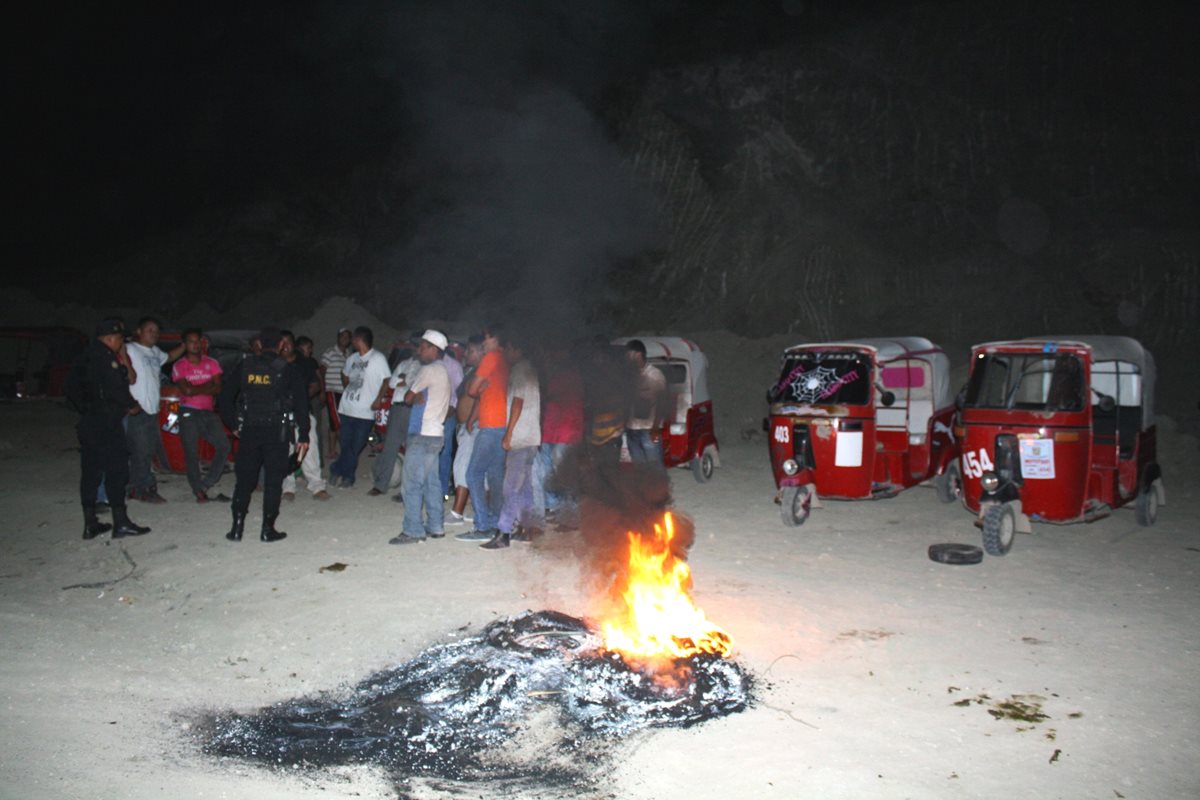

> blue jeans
[466,426,506,532]
[533,442,572,514]
[626,429,664,468]
[330,415,374,486]
[499,446,539,534]
[401,434,444,538]
[439,414,456,495]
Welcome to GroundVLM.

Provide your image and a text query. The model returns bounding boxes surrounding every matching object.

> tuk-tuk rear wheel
[781,484,814,527]
[692,446,716,483]
[934,461,962,503]
[1135,478,1162,527]
[981,503,1016,556]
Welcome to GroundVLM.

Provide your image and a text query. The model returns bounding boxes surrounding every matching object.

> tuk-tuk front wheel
[781,484,814,527]
[1135,477,1163,527]
[981,503,1016,556]
[692,446,717,483]
[934,461,962,504]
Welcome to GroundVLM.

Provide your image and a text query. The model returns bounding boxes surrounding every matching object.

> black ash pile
[198,610,751,786]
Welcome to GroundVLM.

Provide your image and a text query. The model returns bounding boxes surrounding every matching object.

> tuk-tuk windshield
[770,351,871,405]
[965,352,1085,411]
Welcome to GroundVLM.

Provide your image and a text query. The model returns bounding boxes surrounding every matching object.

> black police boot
[111,505,151,538]
[260,514,287,543]
[225,510,247,542]
[82,504,112,540]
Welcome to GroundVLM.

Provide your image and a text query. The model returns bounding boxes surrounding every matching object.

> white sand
[1,331,1197,799]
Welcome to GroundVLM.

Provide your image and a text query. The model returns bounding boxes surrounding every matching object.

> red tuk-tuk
[766,337,960,526]
[958,336,1164,555]
[612,336,720,482]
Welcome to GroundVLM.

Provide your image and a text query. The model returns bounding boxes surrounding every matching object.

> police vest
[238,355,288,429]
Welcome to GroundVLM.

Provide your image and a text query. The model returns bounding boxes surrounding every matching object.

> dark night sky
[10,1,825,277]
[7,1,1195,313]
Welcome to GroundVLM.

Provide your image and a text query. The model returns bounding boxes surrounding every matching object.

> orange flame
[600,512,732,663]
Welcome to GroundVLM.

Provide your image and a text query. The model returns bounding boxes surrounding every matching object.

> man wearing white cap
[390,330,453,544]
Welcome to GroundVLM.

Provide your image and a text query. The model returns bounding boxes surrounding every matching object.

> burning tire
[780,484,814,527]
[691,445,717,483]
[981,502,1016,556]
[1135,477,1163,527]
[934,461,962,503]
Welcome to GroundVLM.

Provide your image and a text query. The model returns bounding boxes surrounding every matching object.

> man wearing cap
[390,330,453,545]
[66,319,152,539]
[218,327,310,543]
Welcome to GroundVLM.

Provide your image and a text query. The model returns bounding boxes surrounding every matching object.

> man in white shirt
[390,330,453,544]
[328,326,390,488]
[125,316,183,503]
[369,334,421,496]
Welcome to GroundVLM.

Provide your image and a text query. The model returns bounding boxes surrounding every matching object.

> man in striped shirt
[319,327,352,459]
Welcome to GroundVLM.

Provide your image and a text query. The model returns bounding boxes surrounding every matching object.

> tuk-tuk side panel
[807,415,877,498]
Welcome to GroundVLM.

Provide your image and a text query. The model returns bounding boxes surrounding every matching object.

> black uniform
[65,326,151,539]
[219,347,310,541]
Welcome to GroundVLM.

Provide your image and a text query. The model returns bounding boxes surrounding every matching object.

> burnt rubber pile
[197,610,751,785]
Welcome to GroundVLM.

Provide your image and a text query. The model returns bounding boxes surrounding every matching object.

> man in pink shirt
[171,329,231,502]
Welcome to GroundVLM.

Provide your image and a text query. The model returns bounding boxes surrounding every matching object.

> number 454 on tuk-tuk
[957,336,1166,556]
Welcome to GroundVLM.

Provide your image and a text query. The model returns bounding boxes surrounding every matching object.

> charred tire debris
[197,610,752,790]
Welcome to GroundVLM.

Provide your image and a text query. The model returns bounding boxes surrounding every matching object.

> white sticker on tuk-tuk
[835,431,863,467]
[1019,439,1055,479]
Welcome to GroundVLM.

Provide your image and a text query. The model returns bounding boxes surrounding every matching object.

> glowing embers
[600,512,732,664]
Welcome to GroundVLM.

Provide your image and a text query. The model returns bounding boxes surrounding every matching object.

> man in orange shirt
[456,325,510,541]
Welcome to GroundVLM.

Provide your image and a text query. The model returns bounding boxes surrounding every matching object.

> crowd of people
[69,316,672,550]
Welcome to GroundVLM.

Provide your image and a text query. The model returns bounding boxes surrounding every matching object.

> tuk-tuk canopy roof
[782,337,953,409]
[976,336,1156,424]
[612,336,710,405]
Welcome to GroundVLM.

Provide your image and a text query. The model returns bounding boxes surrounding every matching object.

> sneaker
[511,526,542,543]
[446,510,470,525]
[480,532,510,550]
[313,490,332,501]
[367,487,384,497]
[455,529,495,542]
[212,492,231,502]
[142,489,168,505]
[427,530,445,539]
[388,534,425,545]
[283,492,295,502]
[391,493,404,503]
[195,491,209,504]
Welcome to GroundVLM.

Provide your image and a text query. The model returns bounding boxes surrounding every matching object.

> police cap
[95,318,125,337]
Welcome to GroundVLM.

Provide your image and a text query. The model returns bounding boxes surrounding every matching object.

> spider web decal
[790,366,839,403]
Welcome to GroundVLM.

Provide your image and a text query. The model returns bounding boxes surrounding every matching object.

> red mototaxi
[766,337,960,526]
[958,336,1165,555]
[612,336,720,482]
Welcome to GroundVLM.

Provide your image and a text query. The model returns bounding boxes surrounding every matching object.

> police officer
[67,318,151,540]
[219,326,310,542]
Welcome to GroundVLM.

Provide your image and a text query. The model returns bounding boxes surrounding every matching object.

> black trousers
[232,427,289,519]
[79,417,129,509]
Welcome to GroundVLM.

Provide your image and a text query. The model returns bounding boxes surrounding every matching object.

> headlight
[980,471,1000,492]
[782,459,800,476]
[669,423,686,435]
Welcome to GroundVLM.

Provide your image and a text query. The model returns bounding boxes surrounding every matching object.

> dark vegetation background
[7,0,1197,425]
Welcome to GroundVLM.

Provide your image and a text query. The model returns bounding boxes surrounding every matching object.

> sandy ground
[1,393,1198,799]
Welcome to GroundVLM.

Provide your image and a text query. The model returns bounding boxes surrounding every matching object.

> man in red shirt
[171,329,231,503]
[534,342,583,523]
